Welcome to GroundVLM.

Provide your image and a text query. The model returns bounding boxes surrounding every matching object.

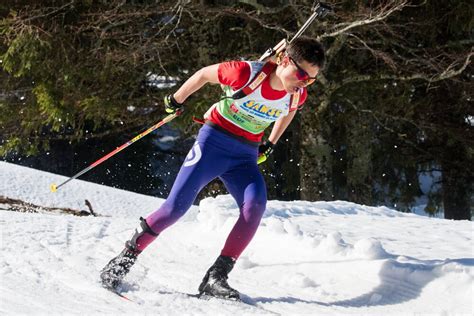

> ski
[192,293,249,305]
[103,286,270,313]
[160,291,243,303]
[191,293,240,301]
[104,287,134,302]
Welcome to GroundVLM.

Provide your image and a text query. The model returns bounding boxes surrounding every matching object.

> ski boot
[100,217,158,290]
[198,255,240,300]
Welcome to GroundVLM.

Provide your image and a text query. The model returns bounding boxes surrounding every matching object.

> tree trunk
[299,108,334,201]
[271,113,302,200]
[346,125,373,205]
[441,145,472,220]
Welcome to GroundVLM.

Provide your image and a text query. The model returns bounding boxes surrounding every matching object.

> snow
[466,115,474,126]
[0,161,473,315]
[146,73,179,89]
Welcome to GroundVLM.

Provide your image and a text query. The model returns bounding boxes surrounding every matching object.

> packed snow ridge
[0,161,472,315]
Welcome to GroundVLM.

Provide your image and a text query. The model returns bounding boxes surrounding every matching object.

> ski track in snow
[0,161,473,315]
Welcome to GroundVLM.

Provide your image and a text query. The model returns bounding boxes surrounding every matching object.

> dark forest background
[1,0,472,219]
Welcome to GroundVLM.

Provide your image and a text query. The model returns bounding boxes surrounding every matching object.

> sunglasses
[288,56,317,86]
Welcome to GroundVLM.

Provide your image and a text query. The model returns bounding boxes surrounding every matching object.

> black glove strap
[168,94,183,109]
[260,140,275,155]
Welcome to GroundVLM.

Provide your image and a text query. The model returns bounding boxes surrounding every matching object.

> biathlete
[100,36,325,300]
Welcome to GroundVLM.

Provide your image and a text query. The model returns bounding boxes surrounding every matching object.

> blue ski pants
[141,124,267,259]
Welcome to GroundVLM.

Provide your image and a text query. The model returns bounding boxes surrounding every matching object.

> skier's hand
[257,140,275,164]
[164,94,184,115]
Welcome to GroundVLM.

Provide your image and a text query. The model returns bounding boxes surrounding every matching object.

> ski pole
[259,2,333,62]
[50,111,181,192]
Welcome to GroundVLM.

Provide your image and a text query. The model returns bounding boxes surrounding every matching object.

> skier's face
[278,55,320,93]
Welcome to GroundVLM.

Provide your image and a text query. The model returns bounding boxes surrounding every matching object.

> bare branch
[22,1,74,23]
[238,0,289,14]
[319,1,408,39]
[0,196,99,217]
[347,33,398,71]
[337,51,472,86]
[436,50,473,81]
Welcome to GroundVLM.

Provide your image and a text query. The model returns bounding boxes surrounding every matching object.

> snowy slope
[0,161,472,315]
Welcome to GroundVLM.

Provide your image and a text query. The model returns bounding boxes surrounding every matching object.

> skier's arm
[257,111,297,164]
[173,64,220,104]
[268,110,297,144]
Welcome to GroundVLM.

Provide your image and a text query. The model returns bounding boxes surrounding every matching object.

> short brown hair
[286,36,325,68]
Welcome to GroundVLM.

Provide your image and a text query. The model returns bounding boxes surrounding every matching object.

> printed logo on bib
[241,100,286,120]
[184,142,202,167]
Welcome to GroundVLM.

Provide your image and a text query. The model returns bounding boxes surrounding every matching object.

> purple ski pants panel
[143,124,267,258]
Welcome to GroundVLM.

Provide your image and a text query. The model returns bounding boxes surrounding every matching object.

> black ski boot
[198,255,240,300]
[100,217,158,290]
